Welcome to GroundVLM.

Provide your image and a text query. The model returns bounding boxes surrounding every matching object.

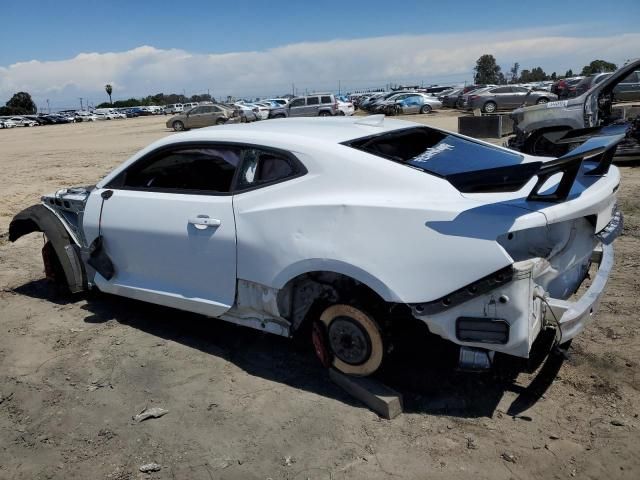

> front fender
[9,204,86,293]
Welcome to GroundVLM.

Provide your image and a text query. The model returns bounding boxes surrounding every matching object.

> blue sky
[2,0,639,65]
[1,0,638,108]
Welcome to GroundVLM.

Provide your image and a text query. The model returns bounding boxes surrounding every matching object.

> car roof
[178,117,422,146]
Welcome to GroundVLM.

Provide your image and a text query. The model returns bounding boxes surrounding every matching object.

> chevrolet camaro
[10,115,623,376]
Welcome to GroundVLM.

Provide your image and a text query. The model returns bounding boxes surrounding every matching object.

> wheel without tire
[420,104,432,114]
[482,101,497,113]
[318,304,384,376]
[172,120,185,131]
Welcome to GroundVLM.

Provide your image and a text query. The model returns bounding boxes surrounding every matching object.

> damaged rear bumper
[409,211,622,359]
[545,211,621,342]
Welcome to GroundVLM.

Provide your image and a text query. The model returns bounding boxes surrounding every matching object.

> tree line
[474,55,618,85]
[96,91,215,109]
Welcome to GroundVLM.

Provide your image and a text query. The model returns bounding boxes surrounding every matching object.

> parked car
[233,103,259,122]
[456,85,492,109]
[613,69,640,102]
[10,116,39,127]
[379,93,442,115]
[182,102,199,112]
[165,103,240,131]
[336,97,355,116]
[75,112,98,122]
[244,102,270,120]
[509,59,640,156]
[551,77,584,99]
[287,94,338,117]
[0,118,17,128]
[365,91,415,112]
[574,73,613,97]
[165,104,184,114]
[265,98,289,106]
[266,101,289,119]
[439,88,463,108]
[465,86,556,113]
[9,116,623,376]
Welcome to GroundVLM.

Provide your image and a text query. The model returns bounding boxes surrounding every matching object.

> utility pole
[292,83,295,97]
[79,97,84,111]
[46,99,50,113]
[338,80,341,95]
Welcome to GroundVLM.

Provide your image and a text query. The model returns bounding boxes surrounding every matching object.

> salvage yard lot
[0,114,639,479]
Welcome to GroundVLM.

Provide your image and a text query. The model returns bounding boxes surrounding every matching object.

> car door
[487,87,510,109]
[288,98,306,117]
[402,95,422,114]
[305,96,320,116]
[508,86,530,108]
[614,71,640,101]
[185,106,208,128]
[91,144,239,317]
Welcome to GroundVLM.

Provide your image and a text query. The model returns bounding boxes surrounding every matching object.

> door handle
[188,215,221,228]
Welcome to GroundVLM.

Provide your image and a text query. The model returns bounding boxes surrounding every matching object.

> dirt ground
[0,114,638,480]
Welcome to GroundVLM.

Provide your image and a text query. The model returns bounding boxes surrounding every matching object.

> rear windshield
[344,127,523,177]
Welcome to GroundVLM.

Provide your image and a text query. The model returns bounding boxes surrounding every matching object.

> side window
[236,148,299,189]
[320,96,332,104]
[112,147,241,193]
[290,98,305,107]
[491,87,510,94]
[306,97,320,105]
[211,106,222,112]
[512,87,528,93]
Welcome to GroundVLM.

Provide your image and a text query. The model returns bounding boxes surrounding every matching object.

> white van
[182,102,199,111]
[165,104,184,114]
[94,108,115,115]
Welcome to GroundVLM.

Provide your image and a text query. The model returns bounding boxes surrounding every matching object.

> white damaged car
[10,116,623,376]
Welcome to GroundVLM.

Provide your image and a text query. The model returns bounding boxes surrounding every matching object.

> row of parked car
[0,105,169,129]
[354,91,444,115]
[551,70,640,100]
[164,95,356,131]
[351,69,640,117]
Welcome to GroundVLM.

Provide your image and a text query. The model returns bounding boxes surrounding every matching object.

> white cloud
[1,27,638,108]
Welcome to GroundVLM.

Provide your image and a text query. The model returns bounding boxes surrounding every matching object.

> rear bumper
[410,211,622,358]
[546,211,622,342]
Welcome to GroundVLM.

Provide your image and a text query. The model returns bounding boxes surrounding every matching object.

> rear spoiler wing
[526,131,625,202]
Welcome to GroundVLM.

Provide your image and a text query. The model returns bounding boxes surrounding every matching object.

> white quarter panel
[85,188,236,317]
[233,146,547,304]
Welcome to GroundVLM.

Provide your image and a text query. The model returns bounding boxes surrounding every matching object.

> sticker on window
[411,143,455,163]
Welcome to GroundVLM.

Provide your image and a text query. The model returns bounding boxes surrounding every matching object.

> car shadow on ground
[14,279,565,419]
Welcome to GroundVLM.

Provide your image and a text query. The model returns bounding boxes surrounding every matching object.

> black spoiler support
[527,132,625,202]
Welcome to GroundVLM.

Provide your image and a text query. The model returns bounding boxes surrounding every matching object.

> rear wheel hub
[328,317,371,365]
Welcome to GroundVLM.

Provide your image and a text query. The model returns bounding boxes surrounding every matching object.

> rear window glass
[320,96,332,104]
[345,127,536,193]
[345,127,523,176]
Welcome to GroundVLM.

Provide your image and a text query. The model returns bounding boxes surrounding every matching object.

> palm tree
[105,84,113,105]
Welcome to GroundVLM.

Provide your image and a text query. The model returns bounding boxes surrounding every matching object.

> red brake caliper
[311,320,332,368]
